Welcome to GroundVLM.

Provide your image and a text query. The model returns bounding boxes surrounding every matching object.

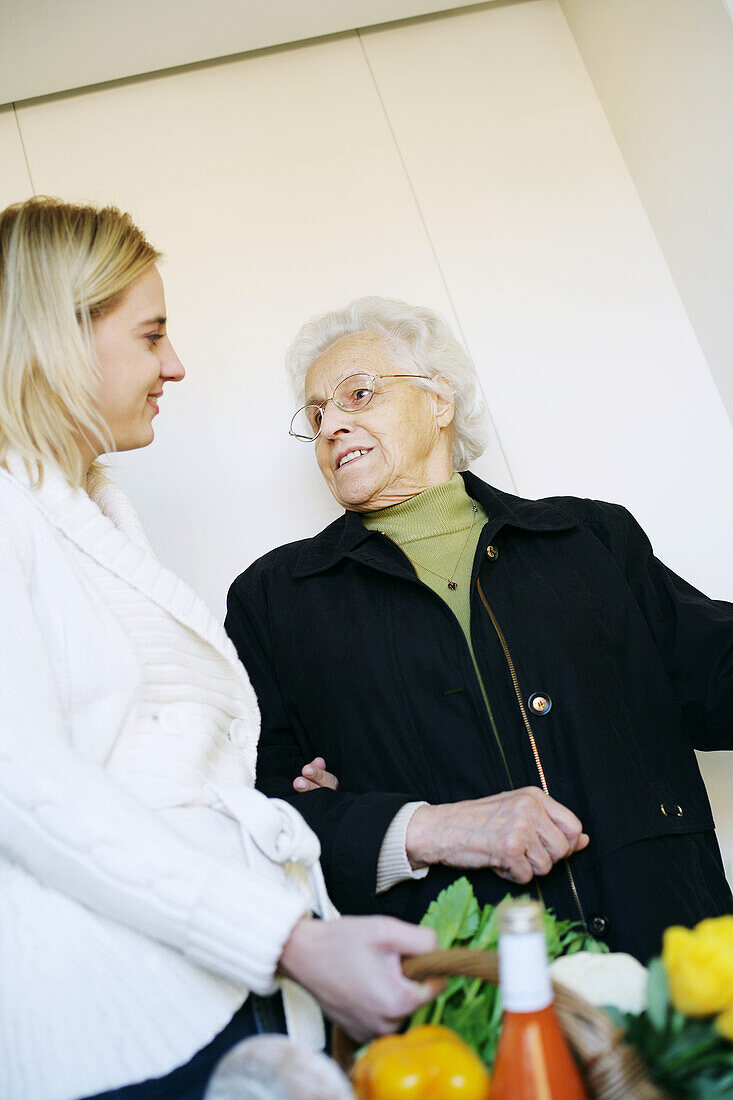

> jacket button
[660,802,683,817]
[486,545,498,559]
[528,692,552,715]
[589,914,609,938]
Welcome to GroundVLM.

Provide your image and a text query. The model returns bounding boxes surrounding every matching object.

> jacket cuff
[376,802,430,894]
[331,792,418,912]
[184,865,310,996]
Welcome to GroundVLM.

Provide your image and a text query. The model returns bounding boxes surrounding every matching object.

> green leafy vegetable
[420,877,480,950]
[408,876,606,1068]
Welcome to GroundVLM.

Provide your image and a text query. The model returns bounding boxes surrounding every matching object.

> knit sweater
[0,452,331,1100]
[361,473,487,642]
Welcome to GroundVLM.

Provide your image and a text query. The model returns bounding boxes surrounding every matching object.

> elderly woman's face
[305,333,454,511]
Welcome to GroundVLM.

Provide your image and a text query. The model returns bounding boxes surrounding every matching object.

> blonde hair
[0,197,161,486]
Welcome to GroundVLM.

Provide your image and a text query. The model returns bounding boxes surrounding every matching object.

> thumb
[404,976,445,1002]
[572,831,590,852]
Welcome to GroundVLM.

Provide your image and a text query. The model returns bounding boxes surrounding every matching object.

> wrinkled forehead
[304,332,416,402]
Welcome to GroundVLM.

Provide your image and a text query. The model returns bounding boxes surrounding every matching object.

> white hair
[285,296,490,470]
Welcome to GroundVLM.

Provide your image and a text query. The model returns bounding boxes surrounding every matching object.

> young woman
[0,198,437,1100]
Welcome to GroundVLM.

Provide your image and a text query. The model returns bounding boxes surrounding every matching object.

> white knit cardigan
[0,453,334,1100]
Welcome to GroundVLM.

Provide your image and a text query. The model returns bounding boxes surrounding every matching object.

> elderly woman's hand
[405,787,589,884]
[293,757,339,792]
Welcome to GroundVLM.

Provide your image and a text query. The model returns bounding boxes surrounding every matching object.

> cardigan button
[229,719,250,749]
[589,914,609,938]
[159,704,192,735]
[529,692,552,715]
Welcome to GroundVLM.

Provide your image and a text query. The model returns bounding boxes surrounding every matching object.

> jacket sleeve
[225,572,414,915]
[0,524,308,995]
[598,504,733,750]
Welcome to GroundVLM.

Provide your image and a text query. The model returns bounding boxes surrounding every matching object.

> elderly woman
[226,296,733,963]
[0,206,437,1100]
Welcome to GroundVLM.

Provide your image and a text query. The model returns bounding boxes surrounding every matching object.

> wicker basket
[331,948,670,1100]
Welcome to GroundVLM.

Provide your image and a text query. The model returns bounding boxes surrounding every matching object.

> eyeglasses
[289,371,430,441]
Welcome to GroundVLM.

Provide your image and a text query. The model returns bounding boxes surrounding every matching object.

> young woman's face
[90,266,184,457]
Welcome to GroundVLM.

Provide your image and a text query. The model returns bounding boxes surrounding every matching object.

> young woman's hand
[278,915,441,1043]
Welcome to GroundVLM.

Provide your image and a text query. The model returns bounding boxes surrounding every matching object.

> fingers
[503,828,590,884]
[530,787,585,845]
[293,757,339,792]
[293,776,319,791]
[524,836,557,878]
[303,765,337,788]
[377,916,439,958]
[479,789,589,883]
[493,842,536,884]
[302,763,338,789]
[535,814,579,863]
[562,831,590,856]
[401,976,446,1014]
[408,977,445,1001]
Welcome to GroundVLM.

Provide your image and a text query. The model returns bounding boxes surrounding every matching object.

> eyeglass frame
[288,371,431,441]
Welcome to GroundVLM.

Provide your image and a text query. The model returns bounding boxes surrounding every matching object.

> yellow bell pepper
[352,1024,490,1100]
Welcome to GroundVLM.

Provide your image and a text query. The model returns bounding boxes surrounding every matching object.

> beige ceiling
[0,0,495,106]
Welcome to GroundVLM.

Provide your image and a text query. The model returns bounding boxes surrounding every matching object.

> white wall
[560,0,733,422]
[359,1,732,604]
[0,0,485,104]
[0,107,33,205]
[554,0,733,879]
[2,0,731,870]
[9,25,516,610]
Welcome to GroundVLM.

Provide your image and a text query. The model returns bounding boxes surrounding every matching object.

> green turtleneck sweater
[361,474,512,783]
[361,473,484,640]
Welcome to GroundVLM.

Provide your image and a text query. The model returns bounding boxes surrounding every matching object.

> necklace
[382,501,478,591]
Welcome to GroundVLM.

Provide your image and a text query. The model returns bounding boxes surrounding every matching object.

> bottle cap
[498,898,544,935]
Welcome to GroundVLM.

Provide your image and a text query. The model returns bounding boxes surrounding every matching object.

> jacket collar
[5,451,249,684]
[293,470,578,578]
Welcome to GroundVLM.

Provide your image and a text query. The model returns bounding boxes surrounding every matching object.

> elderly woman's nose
[319,399,352,437]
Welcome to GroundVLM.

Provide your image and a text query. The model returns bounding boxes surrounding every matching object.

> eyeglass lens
[289,373,376,440]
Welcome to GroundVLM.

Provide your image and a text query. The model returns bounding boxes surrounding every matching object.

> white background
[2,0,732,871]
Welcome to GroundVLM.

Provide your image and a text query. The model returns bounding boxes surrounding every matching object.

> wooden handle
[402,947,499,983]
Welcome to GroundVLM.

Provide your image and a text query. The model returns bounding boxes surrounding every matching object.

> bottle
[490,899,588,1100]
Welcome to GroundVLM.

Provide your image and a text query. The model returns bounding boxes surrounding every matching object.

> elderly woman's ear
[433,375,456,430]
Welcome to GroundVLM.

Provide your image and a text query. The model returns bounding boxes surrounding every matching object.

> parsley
[408,877,606,1068]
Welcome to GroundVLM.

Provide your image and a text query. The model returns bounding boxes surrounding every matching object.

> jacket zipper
[476,578,587,929]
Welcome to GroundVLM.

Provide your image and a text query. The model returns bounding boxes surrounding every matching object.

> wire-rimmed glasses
[289,371,430,441]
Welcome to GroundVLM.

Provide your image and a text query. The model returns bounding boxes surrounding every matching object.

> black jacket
[226,473,733,961]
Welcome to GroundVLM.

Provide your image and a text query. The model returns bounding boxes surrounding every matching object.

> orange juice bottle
[491,900,588,1100]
